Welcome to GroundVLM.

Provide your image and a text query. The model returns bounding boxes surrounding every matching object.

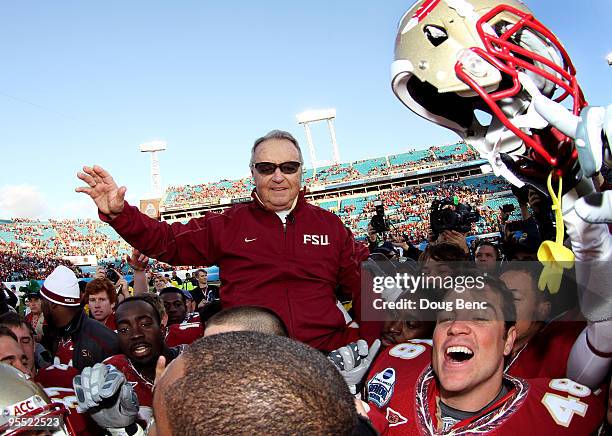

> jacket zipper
[283,214,294,334]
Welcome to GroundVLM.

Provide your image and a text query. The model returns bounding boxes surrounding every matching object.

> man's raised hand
[76,165,126,219]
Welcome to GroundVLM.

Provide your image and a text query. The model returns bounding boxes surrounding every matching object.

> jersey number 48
[541,378,591,427]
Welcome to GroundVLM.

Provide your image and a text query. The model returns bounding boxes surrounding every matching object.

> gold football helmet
[0,364,73,436]
[392,0,585,190]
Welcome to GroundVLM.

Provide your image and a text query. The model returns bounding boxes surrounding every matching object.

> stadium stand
[157,142,515,246]
[1,142,520,281]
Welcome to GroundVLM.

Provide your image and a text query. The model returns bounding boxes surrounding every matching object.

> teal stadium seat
[352,157,387,175]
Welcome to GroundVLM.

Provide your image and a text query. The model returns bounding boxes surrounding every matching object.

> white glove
[328,339,381,395]
[73,363,139,429]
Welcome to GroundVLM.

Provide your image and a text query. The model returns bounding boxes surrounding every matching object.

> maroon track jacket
[101,190,366,351]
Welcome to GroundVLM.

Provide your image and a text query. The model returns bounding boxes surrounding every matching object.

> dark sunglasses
[252,161,301,175]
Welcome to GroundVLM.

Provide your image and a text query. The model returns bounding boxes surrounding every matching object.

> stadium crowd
[162,143,479,210]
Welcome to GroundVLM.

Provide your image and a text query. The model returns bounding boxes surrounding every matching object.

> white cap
[41,265,80,306]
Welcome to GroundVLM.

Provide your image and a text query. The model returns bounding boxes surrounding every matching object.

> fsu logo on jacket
[303,234,329,245]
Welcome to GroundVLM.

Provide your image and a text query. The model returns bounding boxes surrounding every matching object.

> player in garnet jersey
[499,263,586,380]
[103,295,185,423]
[35,362,100,436]
[160,287,204,347]
[0,324,99,435]
[365,277,605,434]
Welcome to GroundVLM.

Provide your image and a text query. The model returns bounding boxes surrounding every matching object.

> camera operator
[95,264,130,302]
[428,197,479,255]
[368,200,422,261]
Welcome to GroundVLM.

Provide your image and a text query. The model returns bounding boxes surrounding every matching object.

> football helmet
[0,364,73,436]
[392,0,586,192]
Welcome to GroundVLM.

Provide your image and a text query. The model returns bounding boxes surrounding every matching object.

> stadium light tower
[296,108,340,169]
[139,140,167,198]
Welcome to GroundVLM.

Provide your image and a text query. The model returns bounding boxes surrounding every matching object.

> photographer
[498,202,541,262]
[106,267,130,303]
[95,264,130,302]
[368,201,422,261]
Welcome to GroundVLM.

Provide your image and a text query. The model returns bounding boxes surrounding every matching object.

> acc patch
[367,367,396,408]
[386,407,408,427]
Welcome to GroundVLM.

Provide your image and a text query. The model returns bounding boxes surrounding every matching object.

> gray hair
[250,130,304,166]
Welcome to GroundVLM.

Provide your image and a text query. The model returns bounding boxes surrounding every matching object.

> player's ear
[503,325,517,357]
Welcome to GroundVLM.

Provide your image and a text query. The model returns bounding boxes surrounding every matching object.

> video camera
[430,197,480,238]
[370,200,389,234]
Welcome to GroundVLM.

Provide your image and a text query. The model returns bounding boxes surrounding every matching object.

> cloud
[47,196,99,220]
[0,184,50,219]
[0,184,148,220]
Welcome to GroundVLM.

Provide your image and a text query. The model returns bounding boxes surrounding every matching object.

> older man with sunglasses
[76,130,369,351]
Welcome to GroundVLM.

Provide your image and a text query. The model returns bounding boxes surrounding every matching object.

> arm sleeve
[567,322,612,389]
[131,270,149,296]
[100,202,220,266]
[365,403,389,435]
[563,178,612,389]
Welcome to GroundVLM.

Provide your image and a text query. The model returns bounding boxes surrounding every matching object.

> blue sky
[0,1,610,219]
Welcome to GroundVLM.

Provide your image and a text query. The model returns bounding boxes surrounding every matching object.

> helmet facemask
[392,0,586,192]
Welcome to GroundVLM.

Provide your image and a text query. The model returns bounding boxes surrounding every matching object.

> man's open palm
[76,165,126,218]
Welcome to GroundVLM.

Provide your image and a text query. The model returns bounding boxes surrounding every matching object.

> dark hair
[500,262,547,304]
[159,287,185,304]
[194,269,207,277]
[438,272,516,336]
[206,306,288,337]
[474,240,502,260]
[479,276,517,335]
[163,332,357,435]
[420,242,470,261]
[0,312,34,339]
[115,295,163,325]
[197,300,223,323]
[0,325,18,342]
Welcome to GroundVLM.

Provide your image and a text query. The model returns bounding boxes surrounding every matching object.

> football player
[0,363,75,436]
[96,295,186,424]
[0,325,98,435]
[364,276,604,434]
[84,278,118,331]
[499,263,586,379]
[159,287,203,347]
